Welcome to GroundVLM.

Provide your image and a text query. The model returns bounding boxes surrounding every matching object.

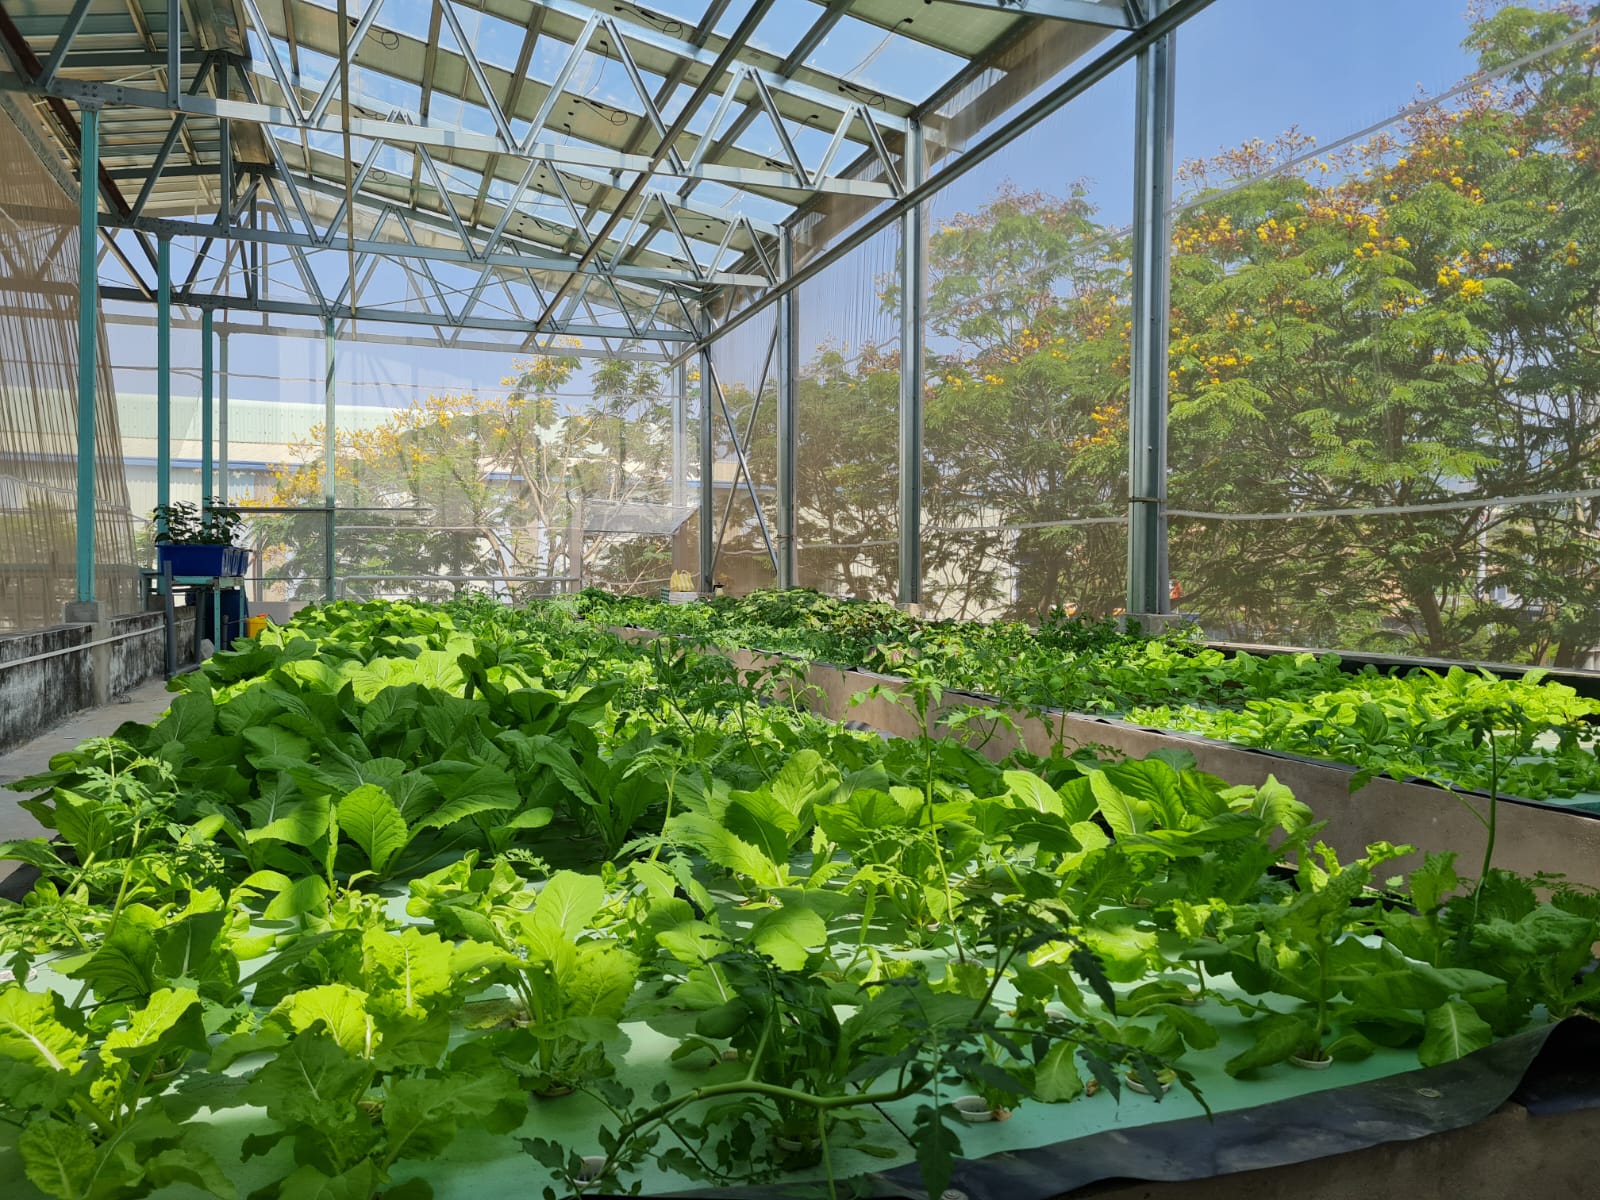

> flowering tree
[252,349,674,599]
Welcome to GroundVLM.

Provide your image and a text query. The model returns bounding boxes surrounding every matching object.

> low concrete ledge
[0,609,196,754]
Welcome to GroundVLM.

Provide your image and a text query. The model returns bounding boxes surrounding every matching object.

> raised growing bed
[610,627,1600,889]
[4,600,1598,1200]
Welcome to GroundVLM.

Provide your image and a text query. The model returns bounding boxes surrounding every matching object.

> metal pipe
[898,121,926,608]
[671,359,687,512]
[218,327,229,503]
[156,235,171,529]
[775,229,797,588]
[324,316,337,600]
[698,309,714,591]
[1126,0,1176,618]
[74,105,99,604]
[200,307,213,508]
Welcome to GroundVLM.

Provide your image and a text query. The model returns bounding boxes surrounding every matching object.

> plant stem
[1472,727,1501,928]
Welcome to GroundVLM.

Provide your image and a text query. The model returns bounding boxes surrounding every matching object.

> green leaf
[340,784,411,877]
[531,870,606,938]
[262,874,331,921]
[0,989,87,1072]
[243,1032,374,1128]
[1002,770,1063,816]
[1233,775,1313,833]
[751,905,827,971]
[156,690,216,748]
[19,1117,96,1200]
[912,1103,962,1200]
[276,984,374,1057]
[766,749,835,822]
[247,795,331,847]
[413,790,520,831]
[1418,1000,1493,1067]
[1225,1012,1315,1077]
[66,924,157,1004]
[361,927,456,1017]
[382,1067,527,1160]
[565,944,638,1021]
[103,987,208,1063]
[242,725,313,771]
[143,1144,238,1199]
[1032,1042,1084,1102]
[1088,770,1152,838]
[269,1162,381,1200]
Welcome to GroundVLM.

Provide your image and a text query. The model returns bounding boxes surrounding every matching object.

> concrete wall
[610,627,1600,889]
[0,608,196,753]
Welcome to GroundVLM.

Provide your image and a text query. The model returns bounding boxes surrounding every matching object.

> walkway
[0,678,175,844]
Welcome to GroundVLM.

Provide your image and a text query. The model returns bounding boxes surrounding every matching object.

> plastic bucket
[244,614,269,639]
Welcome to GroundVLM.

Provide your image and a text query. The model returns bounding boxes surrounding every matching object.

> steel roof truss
[601,16,686,174]
[236,0,308,123]
[519,12,602,153]
[436,0,517,148]
[305,0,391,125]
[747,69,807,189]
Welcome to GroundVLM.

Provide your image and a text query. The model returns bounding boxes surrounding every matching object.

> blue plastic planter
[157,545,251,577]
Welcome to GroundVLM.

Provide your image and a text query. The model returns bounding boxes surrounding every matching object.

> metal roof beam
[15,75,873,207]
[930,0,1132,27]
[99,206,763,288]
[469,0,908,132]
[100,283,695,339]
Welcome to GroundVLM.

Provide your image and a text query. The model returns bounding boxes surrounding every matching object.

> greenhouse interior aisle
[0,680,173,848]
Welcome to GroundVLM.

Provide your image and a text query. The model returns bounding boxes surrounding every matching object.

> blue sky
[109,0,1487,422]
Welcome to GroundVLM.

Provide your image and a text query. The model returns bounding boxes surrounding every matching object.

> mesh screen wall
[919,63,1136,622]
[0,105,139,630]
[1164,2,1600,666]
[794,224,900,602]
[706,308,779,594]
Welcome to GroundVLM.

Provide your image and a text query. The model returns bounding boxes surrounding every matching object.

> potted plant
[152,501,249,577]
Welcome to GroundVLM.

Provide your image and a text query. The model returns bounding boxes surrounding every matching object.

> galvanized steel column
[73,106,100,604]
[201,309,213,508]
[698,310,715,592]
[156,235,171,530]
[1127,0,1176,619]
[218,327,230,504]
[671,360,687,513]
[324,316,337,600]
[775,230,798,589]
[897,121,926,608]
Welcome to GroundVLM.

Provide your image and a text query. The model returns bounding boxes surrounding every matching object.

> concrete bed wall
[0,608,196,753]
[611,628,1600,889]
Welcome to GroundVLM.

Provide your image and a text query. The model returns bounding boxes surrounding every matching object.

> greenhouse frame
[6,2,1600,1200]
[0,0,1188,624]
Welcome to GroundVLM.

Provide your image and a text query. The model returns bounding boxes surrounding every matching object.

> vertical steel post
[217,59,232,229]
[73,106,100,605]
[324,316,337,600]
[156,235,171,531]
[200,308,213,508]
[1127,0,1176,620]
[218,327,230,503]
[897,121,926,608]
[775,229,798,589]
[165,0,180,107]
[671,360,687,513]
[698,309,715,592]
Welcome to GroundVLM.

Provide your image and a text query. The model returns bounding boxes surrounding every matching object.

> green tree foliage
[255,350,673,598]
[749,2,1600,663]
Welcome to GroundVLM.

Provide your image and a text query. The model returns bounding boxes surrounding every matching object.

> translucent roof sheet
[0,0,1138,344]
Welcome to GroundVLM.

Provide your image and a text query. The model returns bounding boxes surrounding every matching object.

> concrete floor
[0,678,175,843]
